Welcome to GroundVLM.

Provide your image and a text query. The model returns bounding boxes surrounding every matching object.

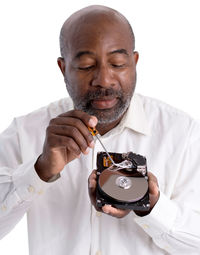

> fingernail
[84,147,90,154]
[102,208,109,214]
[89,116,97,127]
[89,140,95,148]
[89,181,93,188]
[102,205,111,214]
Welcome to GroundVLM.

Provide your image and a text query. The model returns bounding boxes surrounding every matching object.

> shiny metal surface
[98,170,148,202]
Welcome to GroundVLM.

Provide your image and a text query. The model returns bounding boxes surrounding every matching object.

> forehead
[67,19,133,58]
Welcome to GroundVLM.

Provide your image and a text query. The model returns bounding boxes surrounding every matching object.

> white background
[0,0,200,254]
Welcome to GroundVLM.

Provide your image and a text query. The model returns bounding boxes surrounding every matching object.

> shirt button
[38,190,44,195]
[1,205,7,211]
[142,224,149,229]
[96,211,102,217]
[95,251,102,255]
[28,185,35,193]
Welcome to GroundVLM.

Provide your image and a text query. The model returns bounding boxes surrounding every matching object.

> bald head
[59,5,135,58]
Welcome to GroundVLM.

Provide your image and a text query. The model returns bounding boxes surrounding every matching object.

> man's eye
[111,64,125,68]
[78,66,94,71]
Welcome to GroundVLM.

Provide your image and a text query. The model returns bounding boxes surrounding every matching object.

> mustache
[83,88,123,100]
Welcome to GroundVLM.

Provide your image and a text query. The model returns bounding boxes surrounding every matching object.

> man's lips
[91,98,118,109]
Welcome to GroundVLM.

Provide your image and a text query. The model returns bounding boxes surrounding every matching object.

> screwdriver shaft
[95,134,116,165]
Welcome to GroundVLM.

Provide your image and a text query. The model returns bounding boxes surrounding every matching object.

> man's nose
[91,65,115,88]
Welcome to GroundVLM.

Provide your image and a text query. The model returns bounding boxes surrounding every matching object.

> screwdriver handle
[88,127,99,136]
[88,127,116,166]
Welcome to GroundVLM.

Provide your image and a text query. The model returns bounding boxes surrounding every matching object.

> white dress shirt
[0,93,200,255]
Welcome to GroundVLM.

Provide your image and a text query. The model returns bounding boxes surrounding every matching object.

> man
[0,5,200,255]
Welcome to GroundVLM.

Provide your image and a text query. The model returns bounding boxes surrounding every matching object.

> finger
[148,172,159,195]
[148,183,159,196]
[148,180,159,195]
[88,170,98,207]
[49,116,95,148]
[88,170,97,195]
[148,172,158,184]
[88,170,97,188]
[102,205,131,218]
[47,134,82,157]
[88,172,97,189]
[46,124,93,155]
[147,172,160,209]
[58,110,98,128]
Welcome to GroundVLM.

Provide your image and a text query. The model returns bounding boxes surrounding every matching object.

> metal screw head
[115,176,132,189]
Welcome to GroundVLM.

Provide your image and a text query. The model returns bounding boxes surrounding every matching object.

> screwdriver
[88,127,116,165]
[88,127,133,170]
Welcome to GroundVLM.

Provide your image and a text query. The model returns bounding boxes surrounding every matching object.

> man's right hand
[35,110,97,182]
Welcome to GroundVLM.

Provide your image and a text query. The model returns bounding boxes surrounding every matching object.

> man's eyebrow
[109,49,129,56]
[75,51,95,59]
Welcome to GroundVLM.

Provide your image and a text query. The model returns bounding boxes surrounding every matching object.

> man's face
[62,19,138,124]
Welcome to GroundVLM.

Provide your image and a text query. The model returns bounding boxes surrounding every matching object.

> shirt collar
[117,93,150,136]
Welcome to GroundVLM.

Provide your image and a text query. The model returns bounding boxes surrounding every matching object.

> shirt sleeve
[0,119,58,239]
[134,120,200,254]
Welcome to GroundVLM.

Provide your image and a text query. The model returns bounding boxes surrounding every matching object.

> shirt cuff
[134,191,178,238]
[12,156,60,203]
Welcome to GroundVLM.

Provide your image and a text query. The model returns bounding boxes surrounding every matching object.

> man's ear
[133,51,139,65]
[57,57,66,76]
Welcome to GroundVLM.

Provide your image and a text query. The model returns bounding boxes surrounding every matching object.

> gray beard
[65,78,135,124]
[75,95,131,124]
